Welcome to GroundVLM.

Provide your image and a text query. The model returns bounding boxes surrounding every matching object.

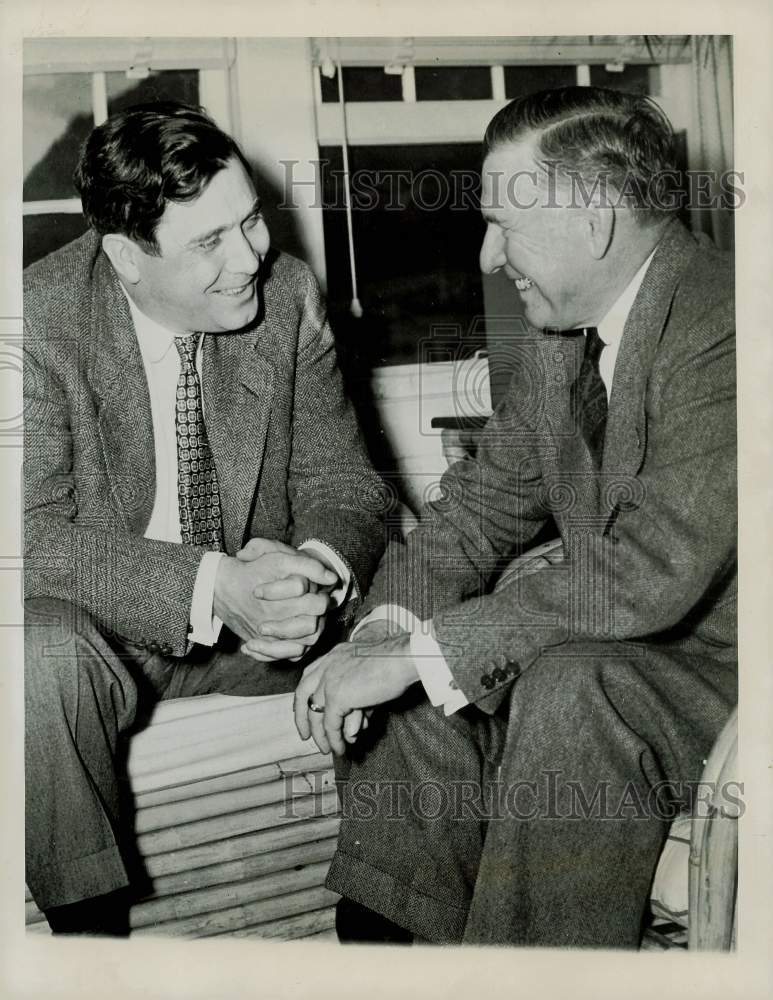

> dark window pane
[589,64,660,96]
[504,64,577,97]
[23,213,89,269]
[23,73,93,201]
[320,67,403,103]
[319,143,486,371]
[320,69,339,103]
[415,65,492,101]
[106,69,199,114]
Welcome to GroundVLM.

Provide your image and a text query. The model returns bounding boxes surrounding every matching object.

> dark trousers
[25,596,304,911]
[326,640,736,947]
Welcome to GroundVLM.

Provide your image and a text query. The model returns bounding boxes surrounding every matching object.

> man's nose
[226,227,263,275]
[479,224,506,274]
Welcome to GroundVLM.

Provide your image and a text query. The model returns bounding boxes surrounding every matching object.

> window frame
[23,38,236,218]
[311,36,693,146]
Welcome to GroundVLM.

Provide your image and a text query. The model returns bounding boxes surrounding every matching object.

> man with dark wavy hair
[296,87,737,948]
[24,102,384,935]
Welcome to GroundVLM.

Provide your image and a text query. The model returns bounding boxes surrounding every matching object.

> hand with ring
[293,634,419,755]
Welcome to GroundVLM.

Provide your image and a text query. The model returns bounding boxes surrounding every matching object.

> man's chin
[522,302,564,333]
[522,304,549,330]
[216,291,259,332]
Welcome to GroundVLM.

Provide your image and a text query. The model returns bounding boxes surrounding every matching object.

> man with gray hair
[291,87,737,948]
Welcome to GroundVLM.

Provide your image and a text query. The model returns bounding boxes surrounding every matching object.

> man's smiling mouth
[214,281,254,297]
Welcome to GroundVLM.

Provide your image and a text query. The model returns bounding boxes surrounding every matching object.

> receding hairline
[480,133,558,203]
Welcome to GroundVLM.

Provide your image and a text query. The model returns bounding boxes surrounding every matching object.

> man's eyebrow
[186,198,263,247]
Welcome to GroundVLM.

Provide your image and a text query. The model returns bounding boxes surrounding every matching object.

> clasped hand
[213,537,339,662]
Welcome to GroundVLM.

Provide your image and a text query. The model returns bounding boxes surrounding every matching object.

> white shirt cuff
[353,604,421,637]
[355,605,469,716]
[410,621,469,716]
[189,550,225,646]
[299,539,351,607]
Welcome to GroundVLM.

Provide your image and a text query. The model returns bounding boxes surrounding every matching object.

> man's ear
[101,233,143,285]
[585,205,615,260]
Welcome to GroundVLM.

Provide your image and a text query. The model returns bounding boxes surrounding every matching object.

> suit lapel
[202,316,277,554]
[90,252,156,532]
[602,222,699,509]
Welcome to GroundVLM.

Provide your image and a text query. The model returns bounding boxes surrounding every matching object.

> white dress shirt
[124,290,350,648]
[354,250,655,713]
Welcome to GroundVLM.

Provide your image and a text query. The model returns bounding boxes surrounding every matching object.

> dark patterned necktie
[576,327,608,467]
[174,335,224,551]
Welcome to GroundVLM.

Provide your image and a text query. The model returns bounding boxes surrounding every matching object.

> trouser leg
[463,642,737,948]
[156,630,305,700]
[25,597,140,910]
[325,686,507,942]
[326,640,735,947]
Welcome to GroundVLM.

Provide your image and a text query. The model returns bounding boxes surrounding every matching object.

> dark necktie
[575,327,608,467]
[174,335,224,551]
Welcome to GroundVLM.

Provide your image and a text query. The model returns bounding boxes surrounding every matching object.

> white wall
[369,354,492,512]
[231,38,327,289]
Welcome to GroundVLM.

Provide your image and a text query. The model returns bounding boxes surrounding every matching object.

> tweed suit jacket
[24,230,384,657]
[362,220,736,712]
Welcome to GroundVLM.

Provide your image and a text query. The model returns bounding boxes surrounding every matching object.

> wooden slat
[135,752,333,809]
[688,707,738,951]
[129,860,332,929]
[276,752,335,775]
[26,903,340,940]
[144,815,341,878]
[26,828,342,927]
[225,906,336,940]
[135,763,282,808]
[136,789,339,856]
[25,899,46,925]
[132,884,340,937]
[26,920,51,935]
[143,837,339,900]
[307,927,338,941]
[126,694,318,793]
[135,770,335,834]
